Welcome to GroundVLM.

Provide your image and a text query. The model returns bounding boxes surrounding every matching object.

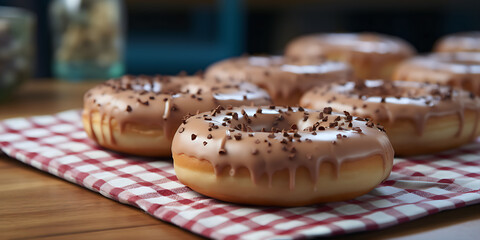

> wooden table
[1,80,480,239]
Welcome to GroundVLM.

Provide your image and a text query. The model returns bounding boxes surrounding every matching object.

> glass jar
[0,7,34,102]
[50,0,125,81]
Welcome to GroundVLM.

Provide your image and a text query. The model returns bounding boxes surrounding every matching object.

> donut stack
[82,31,480,207]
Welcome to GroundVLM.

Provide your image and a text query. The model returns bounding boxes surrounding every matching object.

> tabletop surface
[1,80,480,240]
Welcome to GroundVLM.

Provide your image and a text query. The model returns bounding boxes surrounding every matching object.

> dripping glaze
[300,80,480,138]
[172,106,394,190]
[82,75,272,146]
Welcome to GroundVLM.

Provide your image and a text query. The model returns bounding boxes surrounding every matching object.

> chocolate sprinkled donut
[172,106,394,206]
[434,32,480,53]
[300,80,480,155]
[393,52,480,95]
[205,56,352,106]
[82,75,272,156]
[285,32,416,80]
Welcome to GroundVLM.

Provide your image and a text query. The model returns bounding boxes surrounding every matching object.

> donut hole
[225,109,323,133]
[229,113,294,132]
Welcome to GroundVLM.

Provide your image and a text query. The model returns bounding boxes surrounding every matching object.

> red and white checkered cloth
[1,110,480,239]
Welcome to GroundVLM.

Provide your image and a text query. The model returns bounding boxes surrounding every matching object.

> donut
[434,32,480,52]
[285,32,416,80]
[205,56,353,106]
[300,80,480,156]
[393,52,480,95]
[171,106,394,206]
[82,75,272,156]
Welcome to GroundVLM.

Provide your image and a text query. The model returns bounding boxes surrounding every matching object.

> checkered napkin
[1,110,480,240]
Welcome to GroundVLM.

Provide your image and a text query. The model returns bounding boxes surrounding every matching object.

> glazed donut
[82,75,272,156]
[171,106,394,206]
[434,32,480,52]
[300,80,480,156]
[205,56,353,106]
[285,32,416,80]
[393,52,480,95]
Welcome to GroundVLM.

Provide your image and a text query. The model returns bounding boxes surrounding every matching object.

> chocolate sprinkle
[137,99,149,106]
[234,133,242,140]
[323,107,333,114]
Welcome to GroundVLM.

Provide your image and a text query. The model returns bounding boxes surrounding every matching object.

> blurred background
[0,0,479,80]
